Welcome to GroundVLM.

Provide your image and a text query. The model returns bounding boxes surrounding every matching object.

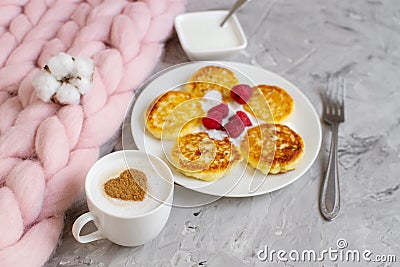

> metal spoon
[220,0,252,27]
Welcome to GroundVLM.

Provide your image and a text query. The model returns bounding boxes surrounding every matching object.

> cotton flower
[69,77,92,95]
[32,70,61,102]
[73,57,95,79]
[55,83,81,105]
[46,53,74,80]
[32,52,95,105]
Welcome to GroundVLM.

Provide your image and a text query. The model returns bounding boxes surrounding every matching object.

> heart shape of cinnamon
[104,169,147,201]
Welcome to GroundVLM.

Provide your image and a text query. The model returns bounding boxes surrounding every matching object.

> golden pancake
[145,90,204,140]
[171,132,242,181]
[178,117,203,137]
[244,84,294,123]
[241,124,304,174]
[185,66,239,100]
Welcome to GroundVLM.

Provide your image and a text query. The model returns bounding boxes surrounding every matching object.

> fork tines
[324,75,345,122]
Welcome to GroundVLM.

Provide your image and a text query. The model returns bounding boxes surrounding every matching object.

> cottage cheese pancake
[244,84,294,123]
[145,90,205,140]
[241,124,304,174]
[185,66,239,100]
[171,132,242,181]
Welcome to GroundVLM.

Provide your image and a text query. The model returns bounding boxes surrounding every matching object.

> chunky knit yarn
[0,0,184,266]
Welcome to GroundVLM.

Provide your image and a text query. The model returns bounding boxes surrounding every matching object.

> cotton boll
[47,53,74,80]
[33,52,94,105]
[73,57,94,79]
[32,70,61,102]
[69,77,92,95]
[55,83,81,105]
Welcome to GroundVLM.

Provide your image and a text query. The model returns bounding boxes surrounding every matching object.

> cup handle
[72,212,104,243]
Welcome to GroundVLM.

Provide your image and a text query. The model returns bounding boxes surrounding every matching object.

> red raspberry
[236,111,252,127]
[224,115,245,138]
[230,84,253,104]
[208,103,229,118]
[202,116,223,130]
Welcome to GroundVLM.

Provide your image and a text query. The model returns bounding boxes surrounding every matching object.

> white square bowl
[175,10,248,61]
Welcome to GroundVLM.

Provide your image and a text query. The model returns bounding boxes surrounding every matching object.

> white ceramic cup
[72,150,174,246]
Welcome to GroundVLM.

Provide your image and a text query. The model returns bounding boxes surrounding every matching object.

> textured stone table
[46,0,400,266]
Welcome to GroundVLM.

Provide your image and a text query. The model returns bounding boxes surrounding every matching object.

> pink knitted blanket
[0,0,184,266]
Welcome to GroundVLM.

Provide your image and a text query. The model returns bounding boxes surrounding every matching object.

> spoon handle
[220,0,251,27]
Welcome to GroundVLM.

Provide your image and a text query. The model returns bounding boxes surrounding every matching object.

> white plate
[131,61,321,197]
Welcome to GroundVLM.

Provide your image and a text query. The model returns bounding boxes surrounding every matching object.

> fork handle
[320,122,340,221]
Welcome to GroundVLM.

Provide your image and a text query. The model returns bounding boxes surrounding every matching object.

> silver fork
[320,76,345,221]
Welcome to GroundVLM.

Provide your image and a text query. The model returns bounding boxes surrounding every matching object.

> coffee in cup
[72,150,174,246]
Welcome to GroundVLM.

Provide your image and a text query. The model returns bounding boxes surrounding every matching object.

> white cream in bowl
[175,10,248,61]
